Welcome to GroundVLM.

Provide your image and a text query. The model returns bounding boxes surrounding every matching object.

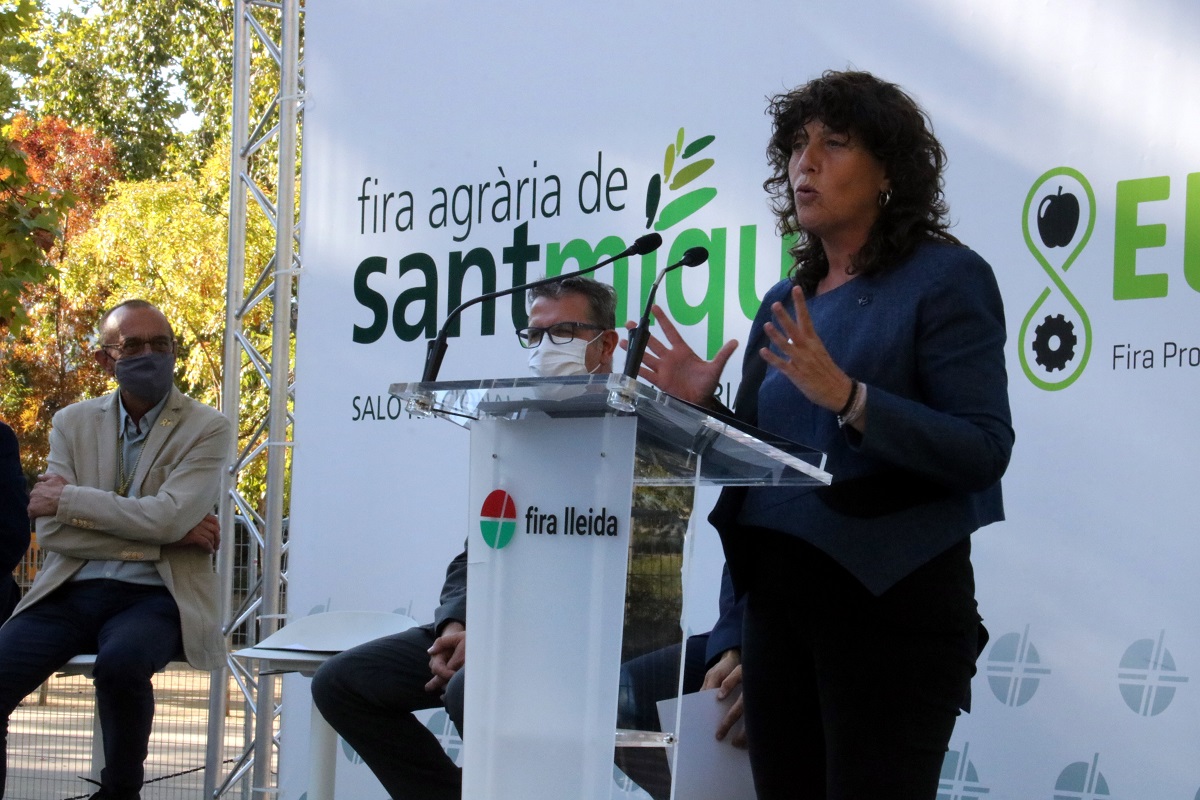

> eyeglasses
[515,322,604,349]
[100,336,175,358]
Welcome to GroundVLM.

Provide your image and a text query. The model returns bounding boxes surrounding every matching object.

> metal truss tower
[206,0,302,796]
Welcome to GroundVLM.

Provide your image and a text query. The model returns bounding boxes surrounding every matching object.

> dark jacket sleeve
[702,563,743,667]
[851,252,1013,493]
[431,543,468,632]
[1,422,30,620]
[0,423,30,574]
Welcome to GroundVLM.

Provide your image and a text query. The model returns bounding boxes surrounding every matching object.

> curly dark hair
[764,70,960,294]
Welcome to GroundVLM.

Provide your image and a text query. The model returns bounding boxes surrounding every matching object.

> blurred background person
[0,421,28,622]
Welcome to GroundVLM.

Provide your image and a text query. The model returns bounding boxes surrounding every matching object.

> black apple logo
[1037,186,1080,248]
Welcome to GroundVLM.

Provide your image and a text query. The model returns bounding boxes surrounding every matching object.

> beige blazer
[12,387,233,670]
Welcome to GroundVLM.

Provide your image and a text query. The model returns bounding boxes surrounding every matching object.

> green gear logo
[644,127,717,231]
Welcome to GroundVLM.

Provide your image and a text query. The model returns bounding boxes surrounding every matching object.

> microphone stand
[420,232,662,383]
[610,246,709,412]
[621,246,709,380]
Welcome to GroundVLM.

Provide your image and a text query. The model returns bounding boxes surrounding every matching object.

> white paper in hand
[656,688,756,800]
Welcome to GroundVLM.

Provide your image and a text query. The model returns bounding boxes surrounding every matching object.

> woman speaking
[629,70,1014,798]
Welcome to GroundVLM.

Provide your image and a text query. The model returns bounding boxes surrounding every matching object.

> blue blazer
[710,241,1015,596]
[703,564,742,665]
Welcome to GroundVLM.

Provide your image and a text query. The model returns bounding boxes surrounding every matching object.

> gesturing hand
[620,305,738,405]
[759,286,854,414]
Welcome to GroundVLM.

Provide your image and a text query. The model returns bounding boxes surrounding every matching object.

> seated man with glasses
[517,277,620,377]
[0,299,232,800]
[312,275,620,800]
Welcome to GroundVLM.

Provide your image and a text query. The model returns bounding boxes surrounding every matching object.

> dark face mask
[114,351,175,404]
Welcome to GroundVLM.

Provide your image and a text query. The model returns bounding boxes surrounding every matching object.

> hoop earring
[878,190,892,208]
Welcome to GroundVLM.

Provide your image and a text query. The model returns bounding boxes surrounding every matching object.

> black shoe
[87,790,140,800]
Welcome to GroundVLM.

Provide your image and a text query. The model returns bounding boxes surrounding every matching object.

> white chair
[233,610,418,800]
[53,654,191,784]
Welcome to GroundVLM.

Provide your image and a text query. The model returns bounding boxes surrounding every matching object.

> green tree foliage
[0,0,40,118]
[2,112,275,487]
[57,143,277,493]
[19,0,236,181]
[0,138,67,329]
[2,0,291,503]
[64,169,225,395]
[0,114,118,475]
[1,6,66,327]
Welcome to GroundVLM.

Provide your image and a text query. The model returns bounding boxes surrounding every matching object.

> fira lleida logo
[1117,630,1189,717]
[938,742,990,799]
[983,625,1051,707]
[479,489,621,549]
[937,746,1133,800]
[1020,166,1200,391]
[479,490,518,549]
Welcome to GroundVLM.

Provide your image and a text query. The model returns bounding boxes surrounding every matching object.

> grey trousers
[310,626,464,800]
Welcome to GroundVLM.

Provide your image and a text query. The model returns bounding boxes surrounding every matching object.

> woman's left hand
[701,649,746,747]
[760,285,854,413]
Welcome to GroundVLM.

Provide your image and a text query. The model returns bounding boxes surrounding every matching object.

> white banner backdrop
[289,1,1200,798]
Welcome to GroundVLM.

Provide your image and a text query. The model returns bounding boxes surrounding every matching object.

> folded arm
[37,412,232,560]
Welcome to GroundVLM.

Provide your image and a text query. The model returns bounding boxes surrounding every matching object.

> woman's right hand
[620,304,738,405]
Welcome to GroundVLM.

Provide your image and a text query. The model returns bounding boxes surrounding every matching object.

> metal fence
[6,539,256,800]
[6,670,248,800]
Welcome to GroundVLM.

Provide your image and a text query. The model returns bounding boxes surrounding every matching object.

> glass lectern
[389,374,830,800]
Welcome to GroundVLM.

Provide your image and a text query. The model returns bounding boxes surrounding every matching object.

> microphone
[421,232,663,382]
[621,246,708,380]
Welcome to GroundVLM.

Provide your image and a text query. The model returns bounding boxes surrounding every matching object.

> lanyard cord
[117,424,147,498]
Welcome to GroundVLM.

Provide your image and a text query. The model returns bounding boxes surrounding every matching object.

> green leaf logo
[644,128,717,231]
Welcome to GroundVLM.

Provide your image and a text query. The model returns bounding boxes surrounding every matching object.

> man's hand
[169,513,220,554]
[426,621,466,694]
[621,304,738,405]
[28,473,68,519]
[700,648,746,747]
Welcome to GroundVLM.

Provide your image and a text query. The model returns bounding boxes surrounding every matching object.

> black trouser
[310,626,464,800]
[0,580,182,799]
[739,530,980,800]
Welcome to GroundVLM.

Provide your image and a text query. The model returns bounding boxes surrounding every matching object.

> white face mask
[527,332,602,377]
